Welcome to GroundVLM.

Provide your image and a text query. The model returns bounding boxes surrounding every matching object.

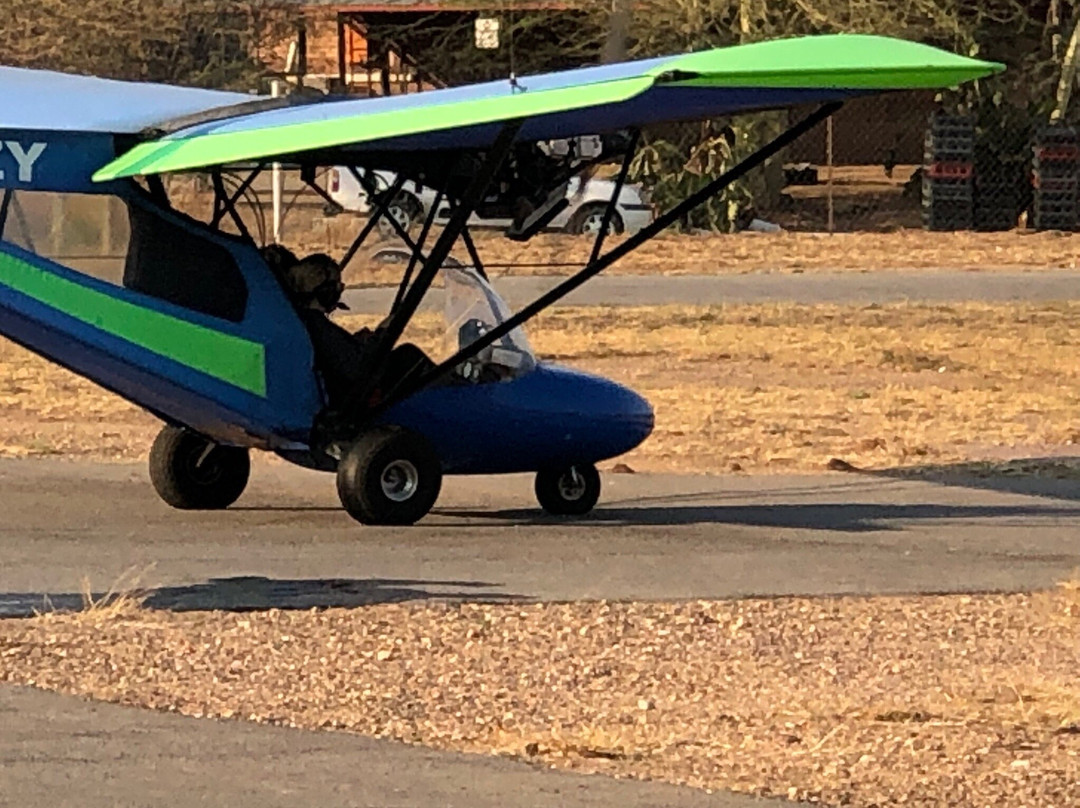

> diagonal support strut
[322,120,524,441]
[385,102,842,409]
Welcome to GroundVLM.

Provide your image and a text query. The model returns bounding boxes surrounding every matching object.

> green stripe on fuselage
[0,250,266,397]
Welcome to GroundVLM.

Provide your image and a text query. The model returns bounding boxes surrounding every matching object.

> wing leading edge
[0,67,251,135]
[93,34,1003,182]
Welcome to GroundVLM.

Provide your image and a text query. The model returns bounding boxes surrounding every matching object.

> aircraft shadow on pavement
[858,458,1080,502]
[449,500,1080,531]
[0,576,527,618]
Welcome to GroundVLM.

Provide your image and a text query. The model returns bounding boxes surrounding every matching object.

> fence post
[826,115,835,233]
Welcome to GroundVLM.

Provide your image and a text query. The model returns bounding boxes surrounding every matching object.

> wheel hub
[186,444,223,486]
[582,212,606,233]
[379,204,412,235]
[381,459,419,502]
[557,467,587,501]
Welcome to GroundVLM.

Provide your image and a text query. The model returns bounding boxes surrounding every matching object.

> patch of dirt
[6,302,1080,474]
[3,588,1080,807]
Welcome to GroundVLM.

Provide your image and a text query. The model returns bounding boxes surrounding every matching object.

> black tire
[148,425,250,510]
[535,464,601,516]
[567,204,624,236]
[377,193,422,237]
[336,426,442,525]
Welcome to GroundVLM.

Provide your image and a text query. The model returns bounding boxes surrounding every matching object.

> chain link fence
[739,92,1069,234]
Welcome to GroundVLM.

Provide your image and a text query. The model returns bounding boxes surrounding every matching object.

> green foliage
[631,116,786,232]
[612,0,1045,230]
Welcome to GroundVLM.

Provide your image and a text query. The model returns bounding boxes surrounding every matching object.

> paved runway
[4,458,1080,612]
[4,459,1080,805]
[0,686,762,808]
[344,269,1080,312]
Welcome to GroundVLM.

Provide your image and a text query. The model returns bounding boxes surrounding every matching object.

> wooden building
[267,1,572,96]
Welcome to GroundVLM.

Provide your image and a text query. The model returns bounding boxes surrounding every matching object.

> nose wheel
[535,463,601,516]
[336,426,442,525]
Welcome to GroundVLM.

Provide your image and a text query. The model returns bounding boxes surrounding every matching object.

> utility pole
[603,0,631,64]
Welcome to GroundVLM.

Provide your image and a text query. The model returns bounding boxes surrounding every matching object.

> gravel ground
[3,589,1079,807]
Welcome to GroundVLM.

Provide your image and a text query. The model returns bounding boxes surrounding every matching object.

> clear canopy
[442,263,535,383]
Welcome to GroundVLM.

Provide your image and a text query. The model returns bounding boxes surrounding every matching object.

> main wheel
[336,426,442,525]
[148,425,250,510]
[535,464,601,516]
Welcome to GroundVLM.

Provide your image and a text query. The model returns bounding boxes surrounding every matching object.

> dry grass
[3,587,1080,806]
[0,338,158,459]
[5,301,1080,474]
[312,228,1080,287]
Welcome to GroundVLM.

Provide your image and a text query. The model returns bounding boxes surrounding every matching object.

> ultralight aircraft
[0,35,1002,524]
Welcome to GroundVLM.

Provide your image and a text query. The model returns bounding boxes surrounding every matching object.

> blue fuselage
[380,363,654,474]
[0,145,654,474]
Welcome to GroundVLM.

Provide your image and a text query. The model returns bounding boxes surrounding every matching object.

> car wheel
[336,426,442,525]
[377,193,422,237]
[534,463,601,516]
[567,204,624,236]
[149,425,250,510]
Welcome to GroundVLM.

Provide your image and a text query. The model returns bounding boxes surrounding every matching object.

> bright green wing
[93,34,1003,182]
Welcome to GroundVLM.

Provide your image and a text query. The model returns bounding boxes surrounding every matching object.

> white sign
[475,17,500,50]
[0,141,47,184]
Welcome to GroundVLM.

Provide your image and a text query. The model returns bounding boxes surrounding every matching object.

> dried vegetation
[3,587,1080,806]
[5,301,1080,474]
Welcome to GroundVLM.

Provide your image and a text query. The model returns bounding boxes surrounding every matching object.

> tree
[0,0,297,90]
[606,0,1040,230]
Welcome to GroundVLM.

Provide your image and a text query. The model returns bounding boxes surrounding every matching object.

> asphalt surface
[4,459,1080,611]
[10,267,1080,806]
[15,258,1080,803]
[1,686,765,808]
[343,269,1080,312]
[5,460,1080,805]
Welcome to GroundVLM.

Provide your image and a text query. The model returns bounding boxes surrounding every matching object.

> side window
[1,190,130,284]
[124,201,248,323]
[0,190,248,323]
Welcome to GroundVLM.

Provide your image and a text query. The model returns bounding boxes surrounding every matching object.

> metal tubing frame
[327,120,524,436]
[338,173,408,271]
[380,102,842,410]
[349,167,422,252]
[301,168,344,211]
[393,185,446,313]
[460,227,488,279]
[589,128,640,265]
[210,170,253,243]
[211,167,261,229]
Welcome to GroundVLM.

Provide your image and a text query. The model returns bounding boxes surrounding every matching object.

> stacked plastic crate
[923,113,975,231]
[1032,127,1080,231]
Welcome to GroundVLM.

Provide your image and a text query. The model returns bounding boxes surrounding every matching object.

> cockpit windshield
[442,264,535,383]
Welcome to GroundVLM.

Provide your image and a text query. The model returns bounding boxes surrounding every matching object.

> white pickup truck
[326,167,655,236]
